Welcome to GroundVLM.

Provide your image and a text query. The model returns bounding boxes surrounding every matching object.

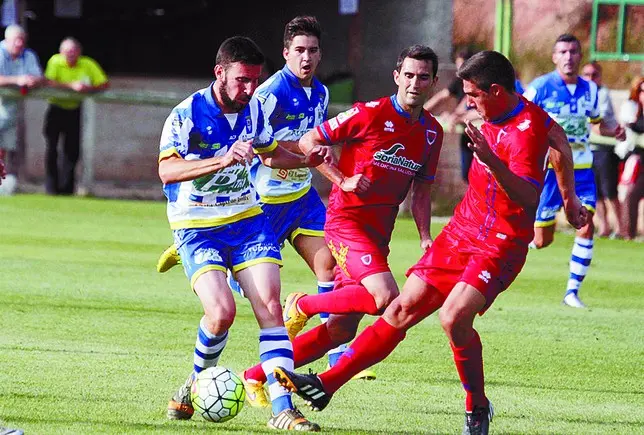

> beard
[218,79,250,112]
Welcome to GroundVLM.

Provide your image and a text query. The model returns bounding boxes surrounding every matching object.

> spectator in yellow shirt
[44,37,109,195]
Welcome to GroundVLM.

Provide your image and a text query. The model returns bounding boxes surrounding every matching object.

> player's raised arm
[465,120,540,210]
[158,142,252,184]
[258,141,331,169]
[546,122,588,229]
[157,107,255,184]
[300,128,370,193]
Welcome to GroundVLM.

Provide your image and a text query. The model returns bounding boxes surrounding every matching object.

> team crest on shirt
[245,116,252,133]
[426,128,437,145]
[360,254,372,265]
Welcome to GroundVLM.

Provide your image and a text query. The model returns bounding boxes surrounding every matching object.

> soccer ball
[190,366,246,423]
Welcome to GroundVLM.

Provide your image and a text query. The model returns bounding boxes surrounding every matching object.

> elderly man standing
[0,24,43,196]
[43,37,109,195]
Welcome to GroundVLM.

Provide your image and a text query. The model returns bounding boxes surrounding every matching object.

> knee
[384,298,422,329]
[439,307,461,339]
[372,288,399,313]
[532,234,553,249]
[203,308,235,335]
[326,317,359,345]
[314,252,336,282]
[439,308,472,345]
[262,298,284,323]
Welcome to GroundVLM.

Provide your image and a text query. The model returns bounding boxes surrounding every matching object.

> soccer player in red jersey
[273,51,587,435]
[240,44,443,390]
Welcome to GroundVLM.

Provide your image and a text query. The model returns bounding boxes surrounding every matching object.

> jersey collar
[489,97,525,125]
[390,94,426,125]
[551,70,582,88]
[282,64,320,90]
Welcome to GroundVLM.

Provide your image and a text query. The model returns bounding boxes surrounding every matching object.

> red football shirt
[451,96,553,243]
[317,95,443,245]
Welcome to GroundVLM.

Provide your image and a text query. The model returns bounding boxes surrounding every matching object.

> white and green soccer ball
[190,366,246,423]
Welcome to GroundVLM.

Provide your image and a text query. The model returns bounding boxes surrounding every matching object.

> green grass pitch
[0,195,642,434]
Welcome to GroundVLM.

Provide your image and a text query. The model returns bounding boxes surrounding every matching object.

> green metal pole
[590,0,599,58]
[616,1,626,57]
[494,0,503,52]
[501,0,513,57]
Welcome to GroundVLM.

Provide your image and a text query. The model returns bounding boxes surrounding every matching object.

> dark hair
[553,33,581,51]
[583,60,602,73]
[395,45,438,77]
[457,50,516,93]
[283,16,321,48]
[216,36,265,69]
[454,47,476,62]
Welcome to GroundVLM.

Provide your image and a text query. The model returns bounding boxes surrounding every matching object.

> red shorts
[325,226,390,287]
[407,223,528,313]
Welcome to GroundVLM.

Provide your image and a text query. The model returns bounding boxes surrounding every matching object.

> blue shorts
[173,213,281,288]
[535,168,597,227]
[261,188,326,245]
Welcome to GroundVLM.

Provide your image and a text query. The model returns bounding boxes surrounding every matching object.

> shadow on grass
[418,375,643,397]
[9,415,441,434]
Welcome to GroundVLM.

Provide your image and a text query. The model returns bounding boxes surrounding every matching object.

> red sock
[319,318,405,394]
[292,323,336,367]
[243,363,266,384]
[451,329,487,412]
[243,324,336,384]
[298,284,379,317]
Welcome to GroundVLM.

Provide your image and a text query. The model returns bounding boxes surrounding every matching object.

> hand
[420,237,433,250]
[70,81,91,92]
[223,140,254,167]
[303,145,333,167]
[563,196,588,229]
[19,75,41,88]
[613,125,626,142]
[465,120,494,165]
[340,173,370,194]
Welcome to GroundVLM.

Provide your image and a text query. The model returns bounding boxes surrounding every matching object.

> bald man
[0,24,43,195]
[44,37,109,195]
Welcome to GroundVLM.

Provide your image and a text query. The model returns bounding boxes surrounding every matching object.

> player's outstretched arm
[410,180,433,249]
[547,122,588,229]
[158,140,253,184]
[260,141,332,169]
[465,121,540,210]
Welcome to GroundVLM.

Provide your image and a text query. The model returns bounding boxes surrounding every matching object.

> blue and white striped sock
[193,316,228,373]
[260,326,294,415]
[566,237,593,295]
[317,281,348,367]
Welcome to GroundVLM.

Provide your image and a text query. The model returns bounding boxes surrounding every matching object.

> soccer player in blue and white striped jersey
[160,36,328,431]
[524,34,625,308]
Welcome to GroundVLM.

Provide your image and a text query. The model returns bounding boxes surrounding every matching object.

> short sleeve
[507,113,551,188]
[44,56,57,81]
[522,85,538,103]
[252,98,277,154]
[86,57,108,86]
[159,108,192,161]
[316,103,369,145]
[24,49,42,76]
